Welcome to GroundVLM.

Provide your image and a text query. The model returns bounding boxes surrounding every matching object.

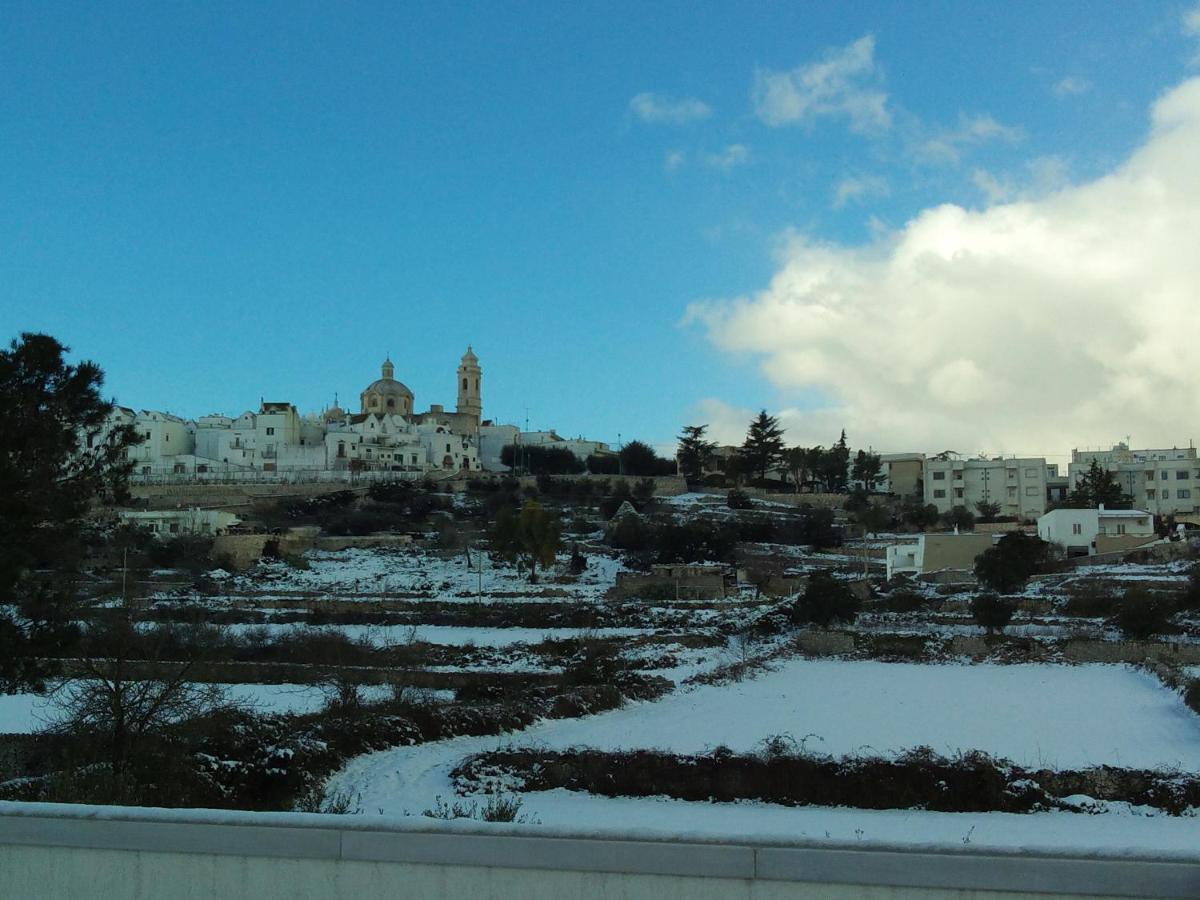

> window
[446,443,451,453]
[1072,523,1082,535]
[1116,524,1126,535]
[932,471,945,480]
[933,489,946,498]
[1179,489,1192,499]
[1007,469,1017,479]
[1178,470,1190,480]
[1007,486,1017,496]
[1147,489,1156,499]
[954,488,964,499]
[463,377,468,390]
[1162,471,1169,480]
[1024,468,1037,478]
[266,427,275,436]
[164,433,169,442]
[169,523,180,534]
[1025,487,1038,496]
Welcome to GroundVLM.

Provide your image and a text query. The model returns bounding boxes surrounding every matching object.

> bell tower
[456,346,482,422]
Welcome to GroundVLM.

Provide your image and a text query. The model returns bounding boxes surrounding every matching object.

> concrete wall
[2,804,1196,900]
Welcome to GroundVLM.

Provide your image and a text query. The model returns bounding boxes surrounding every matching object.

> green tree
[786,446,824,494]
[490,500,562,583]
[619,440,671,477]
[851,449,883,493]
[676,424,716,482]
[819,430,850,493]
[974,500,1002,523]
[740,410,786,483]
[788,572,860,627]
[970,592,1017,635]
[0,334,140,691]
[942,506,976,531]
[900,498,941,531]
[1114,585,1174,640]
[974,532,1052,593]
[1066,459,1132,509]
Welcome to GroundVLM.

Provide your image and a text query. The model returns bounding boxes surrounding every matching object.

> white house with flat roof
[1037,505,1156,557]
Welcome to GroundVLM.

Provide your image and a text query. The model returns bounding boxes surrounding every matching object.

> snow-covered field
[217,622,652,647]
[0,682,405,733]
[324,658,1200,853]
[215,549,627,603]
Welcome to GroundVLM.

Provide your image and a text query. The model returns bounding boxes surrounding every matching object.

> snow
[215,549,626,604]
[216,622,650,647]
[324,659,1200,855]
[0,683,408,733]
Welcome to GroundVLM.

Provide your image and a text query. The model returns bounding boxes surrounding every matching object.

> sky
[3,2,1200,463]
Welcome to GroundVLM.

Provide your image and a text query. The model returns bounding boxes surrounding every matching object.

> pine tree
[820,430,850,493]
[0,333,141,690]
[739,410,786,483]
[851,448,883,492]
[676,424,716,481]
[1067,459,1131,509]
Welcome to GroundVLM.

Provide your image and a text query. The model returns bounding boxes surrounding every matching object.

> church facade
[119,347,490,478]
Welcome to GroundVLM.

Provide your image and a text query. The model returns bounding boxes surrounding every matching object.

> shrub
[1113,586,1175,640]
[788,572,860,627]
[970,592,1016,635]
[1184,680,1200,716]
[974,533,1052,593]
[727,489,752,510]
[878,588,931,613]
[1179,565,1200,613]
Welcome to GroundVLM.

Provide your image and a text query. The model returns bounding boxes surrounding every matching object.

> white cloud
[1053,75,1092,97]
[971,156,1070,204]
[664,149,686,172]
[917,114,1025,166]
[704,143,751,170]
[832,174,889,209]
[1185,4,1200,36]
[630,92,712,124]
[685,79,1200,454]
[752,35,890,134]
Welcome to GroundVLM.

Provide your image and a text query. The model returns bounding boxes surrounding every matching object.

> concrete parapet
[2,803,1194,899]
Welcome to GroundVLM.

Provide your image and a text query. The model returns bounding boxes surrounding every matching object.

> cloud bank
[687,79,1200,455]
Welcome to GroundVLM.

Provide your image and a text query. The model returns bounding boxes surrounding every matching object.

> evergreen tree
[850,448,883,492]
[490,500,562,583]
[676,424,716,481]
[0,333,140,690]
[786,446,824,493]
[819,430,850,493]
[1067,459,1131,508]
[739,410,786,483]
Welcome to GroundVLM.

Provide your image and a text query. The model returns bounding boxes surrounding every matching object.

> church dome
[361,357,414,415]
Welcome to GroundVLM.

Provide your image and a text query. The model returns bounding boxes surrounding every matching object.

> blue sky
[3,2,1199,455]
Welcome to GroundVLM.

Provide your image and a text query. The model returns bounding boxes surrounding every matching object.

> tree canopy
[676,424,716,481]
[0,333,140,690]
[1066,459,1132,509]
[740,410,786,483]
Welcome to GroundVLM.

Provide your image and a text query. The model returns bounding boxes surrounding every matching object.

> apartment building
[923,456,1050,522]
[1068,443,1199,517]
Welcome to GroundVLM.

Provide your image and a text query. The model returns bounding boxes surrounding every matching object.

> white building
[924,456,1051,522]
[1037,506,1156,557]
[117,508,240,536]
[885,532,995,580]
[1068,444,1199,518]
